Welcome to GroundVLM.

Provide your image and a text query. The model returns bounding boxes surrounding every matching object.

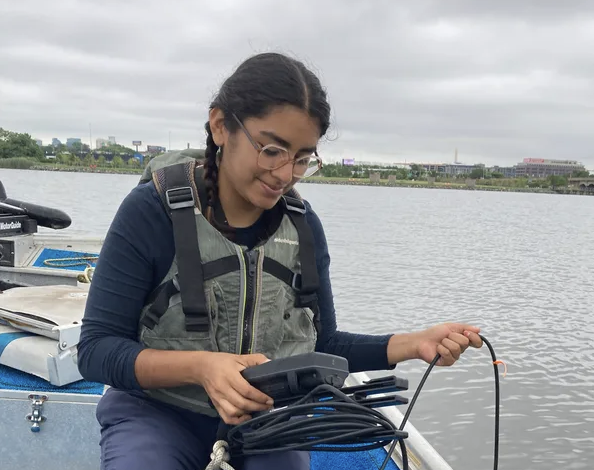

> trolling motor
[0,180,72,234]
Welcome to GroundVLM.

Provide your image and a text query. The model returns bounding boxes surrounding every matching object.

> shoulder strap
[152,162,209,333]
[281,195,322,336]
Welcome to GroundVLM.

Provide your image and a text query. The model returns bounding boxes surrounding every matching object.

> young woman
[78,52,483,470]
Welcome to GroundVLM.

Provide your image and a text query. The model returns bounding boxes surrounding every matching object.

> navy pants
[96,388,310,470]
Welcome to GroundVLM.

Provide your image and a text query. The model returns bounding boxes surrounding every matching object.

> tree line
[2,128,591,187]
[320,162,591,188]
[0,128,157,169]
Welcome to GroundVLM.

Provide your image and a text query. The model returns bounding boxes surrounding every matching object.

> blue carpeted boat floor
[311,448,399,469]
[0,363,104,394]
[31,248,99,271]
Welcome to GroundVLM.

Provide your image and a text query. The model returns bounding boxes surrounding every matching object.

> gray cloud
[1,0,593,167]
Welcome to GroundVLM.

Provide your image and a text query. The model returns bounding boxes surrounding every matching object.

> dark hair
[203,52,331,222]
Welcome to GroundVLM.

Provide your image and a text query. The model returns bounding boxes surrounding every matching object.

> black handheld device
[240,352,350,406]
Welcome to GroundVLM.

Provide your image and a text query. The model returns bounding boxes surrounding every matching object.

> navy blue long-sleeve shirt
[77,181,394,390]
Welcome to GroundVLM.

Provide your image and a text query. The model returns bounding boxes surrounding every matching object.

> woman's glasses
[232,114,322,178]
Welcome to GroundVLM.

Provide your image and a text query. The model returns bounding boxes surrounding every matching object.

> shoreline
[300,177,591,196]
[27,164,144,175]
[8,165,593,196]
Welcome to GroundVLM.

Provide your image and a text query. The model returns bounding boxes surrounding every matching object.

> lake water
[2,168,594,470]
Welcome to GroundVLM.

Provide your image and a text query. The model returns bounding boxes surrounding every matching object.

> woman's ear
[209,108,227,147]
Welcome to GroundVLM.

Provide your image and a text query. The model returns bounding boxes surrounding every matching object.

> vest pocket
[260,287,317,359]
[139,283,218,352]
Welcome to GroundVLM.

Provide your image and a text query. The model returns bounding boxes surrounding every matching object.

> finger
[441,337,462,361]
[232,376,274,406]
[240,353,271,368]
[436,343,455,366]
[210,398,234,425]
[226,383,273,413]
[448,323,481,335]
[464,331,483,348]
[448,332,470,352]
[214,397,252,425]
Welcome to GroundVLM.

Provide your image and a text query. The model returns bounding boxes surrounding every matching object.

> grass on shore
[4,162,587,195]
[302,176,552,193]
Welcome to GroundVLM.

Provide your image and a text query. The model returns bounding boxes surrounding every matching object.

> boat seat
[0,284,89,386]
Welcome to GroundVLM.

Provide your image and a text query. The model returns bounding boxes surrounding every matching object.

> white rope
[204,440,235,470]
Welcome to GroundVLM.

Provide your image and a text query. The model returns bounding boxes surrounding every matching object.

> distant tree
[548,175,568,189]
[82,153,95,167]
[469,167,486,179]
[70,142,91,156]
[409,164,424,179]
[395,168,409,180]
[112,155,124,167]
[320,163,356,178]
[98,144,134,156]
[0,128,44,160]
[570,170,590,178]
[41,145,55,157]
[57,152,76,165]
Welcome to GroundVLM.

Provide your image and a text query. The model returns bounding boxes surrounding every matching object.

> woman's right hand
[195,352,274,425]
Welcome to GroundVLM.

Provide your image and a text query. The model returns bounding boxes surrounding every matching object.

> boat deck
[0,235,103,288]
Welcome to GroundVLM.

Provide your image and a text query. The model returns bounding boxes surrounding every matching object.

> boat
[0,180,103,290]
[0,183,453,470]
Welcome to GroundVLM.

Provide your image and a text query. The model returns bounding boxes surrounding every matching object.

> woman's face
[210,105,321,211]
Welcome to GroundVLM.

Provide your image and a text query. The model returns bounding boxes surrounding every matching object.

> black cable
[227,383,409,457]
[227,334,502,470]
[389,333,501,470]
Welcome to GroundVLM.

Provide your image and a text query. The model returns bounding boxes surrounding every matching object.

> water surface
[3,168,593,470]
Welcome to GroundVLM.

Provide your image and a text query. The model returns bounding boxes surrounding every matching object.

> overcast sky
[1,0,593,167]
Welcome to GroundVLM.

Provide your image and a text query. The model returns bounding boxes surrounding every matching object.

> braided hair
[203,122,220,220]
[201,52,331,228]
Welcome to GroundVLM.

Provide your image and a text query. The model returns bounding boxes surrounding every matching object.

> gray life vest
[137,160,321,415]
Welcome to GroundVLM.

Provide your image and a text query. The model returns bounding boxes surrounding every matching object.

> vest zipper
[240,249,258,354]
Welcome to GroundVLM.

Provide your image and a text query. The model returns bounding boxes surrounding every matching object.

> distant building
[443,163,478,176]
[420,163,448,174]
[35,139,42,147]
[490,166,517,178]
[96,138,110,148]
[515,158,585,178]
[146,145,167,154]
[417,163,476,176]
[108,136,116,144]
[52,138,62,147]
[66,138,82,148]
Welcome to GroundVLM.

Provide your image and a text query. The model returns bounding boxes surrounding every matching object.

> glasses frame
[232,113,322,178]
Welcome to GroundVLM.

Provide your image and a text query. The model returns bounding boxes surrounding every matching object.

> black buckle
[295,292,318,309]
[283,196,306,214]
[141,310,160,329]
[185,315,210,333]
[165,187,195,210]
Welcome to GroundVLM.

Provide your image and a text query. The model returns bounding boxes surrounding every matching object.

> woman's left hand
[387,323,483,366]
[414,323,483,366]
